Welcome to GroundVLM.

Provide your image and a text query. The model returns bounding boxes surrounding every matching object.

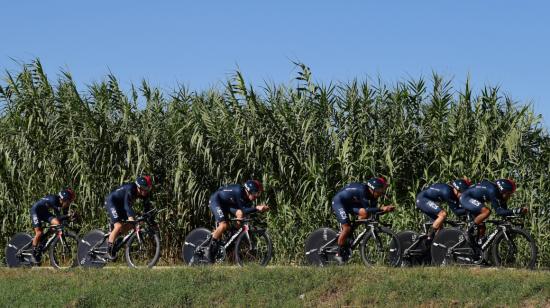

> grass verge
[0,266,549,307]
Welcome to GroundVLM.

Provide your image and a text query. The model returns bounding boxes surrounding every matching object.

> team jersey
[460,179,513,216]
[211,184,257,214]
[105,183,152,217]
[31,194,67,216]
[417,183,462,213]
[333,182,379,213]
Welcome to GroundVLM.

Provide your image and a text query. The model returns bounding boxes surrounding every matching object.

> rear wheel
[125,229,161,268]
[5,233,33,267]
[182,228,212,265]
[360,227,401,267]
[77,229,108,268]
[492,228,537,269]
[397,230,430,266]
[431,228,473,266]
[49,231,79,269]
[234,229,272,266]
[304,228,339,266]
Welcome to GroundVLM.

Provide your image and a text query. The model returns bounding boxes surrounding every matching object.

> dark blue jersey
[461,180,513,216]
[211,184,257,214]
[106,183,151,218]
[333,182,379,213]
[31,194,67,216]
[417,183,461,213]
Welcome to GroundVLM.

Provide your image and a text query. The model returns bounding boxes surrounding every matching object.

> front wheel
[304,228,339,266]
[234,228,273,266]
[5,233,33,267]
[182,228,212,265]
[492,227,537,269]
[125,229,161,268]
[360,227,401,267]
[49,231,79,269]
[77,229,108,268]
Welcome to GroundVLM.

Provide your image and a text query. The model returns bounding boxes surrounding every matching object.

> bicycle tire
[304,227,338,266]
[5,233,33,267]
[431,228,472,266]
[49,231,79,269]
[77,229,108,268]
[492,227,537,269]
[397,230,429,266]
[234,228,272,266]
[182,228,212,265]
[125,229,161,268]
[360,226,401,267]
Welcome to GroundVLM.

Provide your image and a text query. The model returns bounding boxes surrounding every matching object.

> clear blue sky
[2,1,549,126]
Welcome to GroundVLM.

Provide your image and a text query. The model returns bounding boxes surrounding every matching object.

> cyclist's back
[417,183,465,217]
[460,179,512,216]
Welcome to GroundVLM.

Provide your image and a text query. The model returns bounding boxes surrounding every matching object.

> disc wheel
[77,229,108,268]
[5,233,33,267]
[431,228,473,266]
[304,228,339,266]
[182,228,212,266]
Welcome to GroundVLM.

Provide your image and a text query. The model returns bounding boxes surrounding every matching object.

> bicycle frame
[318,218,382,255]
[438,219,518,264]
[15,225,67,258]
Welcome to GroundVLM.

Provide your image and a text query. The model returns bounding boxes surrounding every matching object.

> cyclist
[29,188,76,264]
[104,175,153,260]
[459,178,527,245]
[415,178,471,240]
[331,177,395,264]
[207,180,269,262]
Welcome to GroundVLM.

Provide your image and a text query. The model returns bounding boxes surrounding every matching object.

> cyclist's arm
[143,197,152,213]
[124,190,136,218]
[490,192,513,216]
[241,206,258,215]
[362,198,382,213]
[447,195,466,216]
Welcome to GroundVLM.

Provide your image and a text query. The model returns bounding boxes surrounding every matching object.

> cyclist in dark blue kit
[416,178,471,240]
[207,180,269,262]
[460,178,527,244]
[331,177,394,264]
[104,175,153,260]
[29,188,76,263]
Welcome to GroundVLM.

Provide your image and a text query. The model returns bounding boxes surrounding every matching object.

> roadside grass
[0,266,549,307]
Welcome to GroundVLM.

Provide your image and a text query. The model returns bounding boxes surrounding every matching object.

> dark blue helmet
[451,178,472,192]
[244,180,263,194]
[495,179,516,194]
[136,175,153,191]
[367,177,388,192]
[59,188,75,202]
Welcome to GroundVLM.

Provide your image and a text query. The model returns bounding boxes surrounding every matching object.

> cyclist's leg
[416,196,444,233]
[30,207,44,247]
[332,198,351,262]
[357,207,368,220]
[50,217,61,226]
[208,198,231,262]
[105,200,128,259]
[230,208,244,228]
[210,197,230,240]
[460,195,489,241]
